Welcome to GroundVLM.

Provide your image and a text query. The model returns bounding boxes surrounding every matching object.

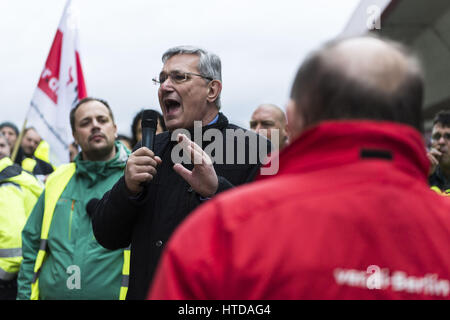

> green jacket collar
[74,141,129,187]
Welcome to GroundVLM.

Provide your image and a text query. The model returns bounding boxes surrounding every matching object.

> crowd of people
[0,35,449,300]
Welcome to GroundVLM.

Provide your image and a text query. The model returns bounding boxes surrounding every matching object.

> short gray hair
[162,45,222,109]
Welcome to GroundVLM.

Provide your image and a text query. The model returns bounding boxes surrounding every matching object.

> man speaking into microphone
[89,46,270,300]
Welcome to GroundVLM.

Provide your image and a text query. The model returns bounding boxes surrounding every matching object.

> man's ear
[72,131,79,146]
[286,99,305,142]
[206,80,222,104]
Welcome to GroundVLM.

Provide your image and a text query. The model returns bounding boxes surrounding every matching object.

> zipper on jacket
[68,200,75,240]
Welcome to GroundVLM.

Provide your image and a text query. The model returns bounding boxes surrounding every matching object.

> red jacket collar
[259,120,429,181]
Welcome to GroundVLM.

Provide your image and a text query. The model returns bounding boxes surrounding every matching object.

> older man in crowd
[90,46,270,299]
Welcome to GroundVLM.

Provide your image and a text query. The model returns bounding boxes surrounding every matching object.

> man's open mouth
[164,98,181,115]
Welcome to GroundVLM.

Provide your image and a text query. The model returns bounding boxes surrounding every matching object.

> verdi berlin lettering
[171,121,279,175]
[334,265,450,297]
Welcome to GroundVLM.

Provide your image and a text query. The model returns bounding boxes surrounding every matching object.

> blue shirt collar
[207,114,219,126]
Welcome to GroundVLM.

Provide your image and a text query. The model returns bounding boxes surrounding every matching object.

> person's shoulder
[216,174,294,204]
[224,122,252,134]
[427,185,450,213]
[0,161,22,178]
[0,162,43,194]
[34,157,54,173]
[224,122,271,148]
[188,175,297,229]
[46,162,76,182]
[0,162,24,189]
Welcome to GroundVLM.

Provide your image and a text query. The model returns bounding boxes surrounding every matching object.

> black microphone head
[142,110,158,129]
[141,109,158,150]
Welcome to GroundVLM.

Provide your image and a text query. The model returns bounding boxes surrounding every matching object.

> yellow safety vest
[0,158,42,281]
[22,157,37,174]
[30,163,130,300]
[34,140,51,164]
[430,186,450,196]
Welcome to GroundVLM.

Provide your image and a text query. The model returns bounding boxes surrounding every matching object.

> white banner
[26,0,87,165]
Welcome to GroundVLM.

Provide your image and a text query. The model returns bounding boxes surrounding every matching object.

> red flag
[26,0,87,165]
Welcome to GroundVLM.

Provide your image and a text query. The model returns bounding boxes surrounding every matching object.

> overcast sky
[0,0,361,136]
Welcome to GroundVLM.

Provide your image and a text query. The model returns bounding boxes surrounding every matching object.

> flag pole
[11,84,36,163]
[10,112,30,163]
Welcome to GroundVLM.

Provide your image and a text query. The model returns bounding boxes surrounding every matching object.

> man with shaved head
[250,104,288,150]
[149,36,450,300]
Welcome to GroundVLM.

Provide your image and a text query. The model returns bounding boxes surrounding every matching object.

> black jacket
[90,113,270,299]
[15,147,54,176]
[429,165,450,191]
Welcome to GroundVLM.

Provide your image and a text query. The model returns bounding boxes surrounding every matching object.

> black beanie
[0,122,19,136]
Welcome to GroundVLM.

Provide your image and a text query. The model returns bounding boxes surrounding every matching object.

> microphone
[141,110,158,151]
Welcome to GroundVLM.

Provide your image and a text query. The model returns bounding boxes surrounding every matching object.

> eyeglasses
[431,132,450,141]
[152,71,213,86]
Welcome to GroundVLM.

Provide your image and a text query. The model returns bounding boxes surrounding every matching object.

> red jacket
[149,121,450,300]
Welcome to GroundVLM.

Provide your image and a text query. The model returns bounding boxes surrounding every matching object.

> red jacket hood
[258,120,429,181]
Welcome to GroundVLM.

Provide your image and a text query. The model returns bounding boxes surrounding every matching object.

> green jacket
[17,142,130,300]
[0,157,42,281]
